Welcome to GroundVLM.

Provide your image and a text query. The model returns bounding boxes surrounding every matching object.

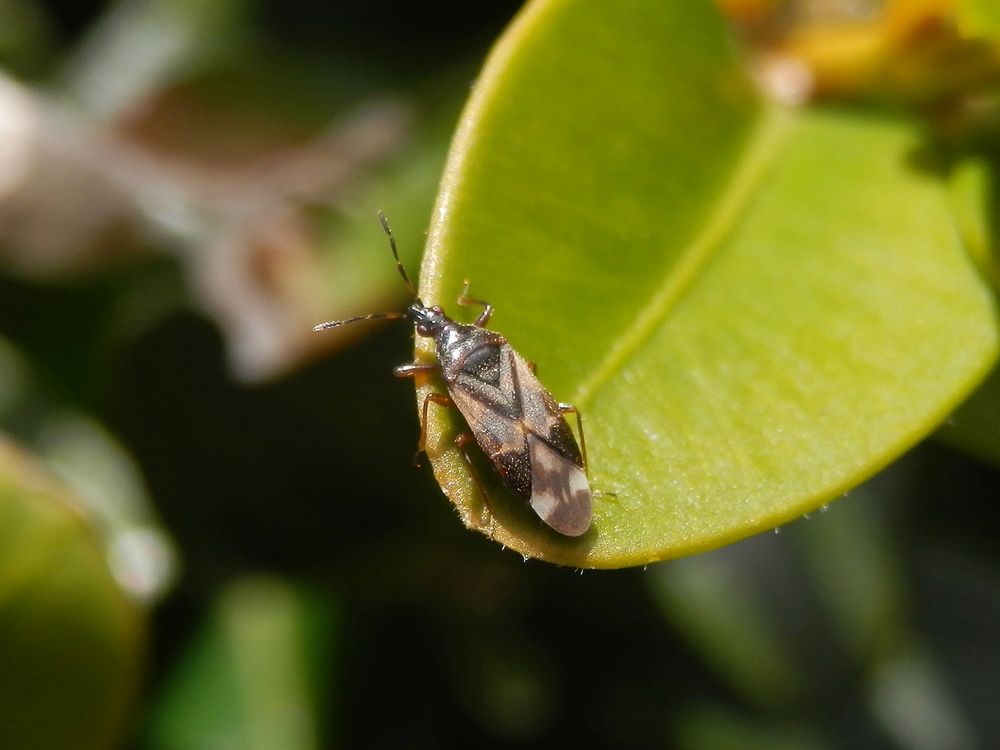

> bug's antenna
[378,210,417,297]
[313,312,405,331]
[313,212,415,333]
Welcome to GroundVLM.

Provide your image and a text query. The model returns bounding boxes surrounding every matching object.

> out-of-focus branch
[0,69,414,380]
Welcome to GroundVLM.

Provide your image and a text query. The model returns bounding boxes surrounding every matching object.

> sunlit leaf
[413,0,998,567]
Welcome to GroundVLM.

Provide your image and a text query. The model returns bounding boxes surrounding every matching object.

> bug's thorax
[406,300,507,381]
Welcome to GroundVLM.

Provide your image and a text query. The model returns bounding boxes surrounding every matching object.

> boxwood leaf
[413,0,999,567]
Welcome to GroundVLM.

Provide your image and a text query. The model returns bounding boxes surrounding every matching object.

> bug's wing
[448,376,532,499]
[508,349,591,536]
[509,351,584,467]
[527,435,591,536]
[449,344,592,535]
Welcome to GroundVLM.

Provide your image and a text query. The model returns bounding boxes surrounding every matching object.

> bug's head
[407,301,446,337]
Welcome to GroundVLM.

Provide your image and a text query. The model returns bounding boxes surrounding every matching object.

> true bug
[313,212,592,537]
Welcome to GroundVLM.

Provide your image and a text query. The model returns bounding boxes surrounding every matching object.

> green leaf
[0,437,143,750]
[146,577,335,750]
[415,0,999,567]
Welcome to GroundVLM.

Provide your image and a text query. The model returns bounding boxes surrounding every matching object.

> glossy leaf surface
[414,0,999,567]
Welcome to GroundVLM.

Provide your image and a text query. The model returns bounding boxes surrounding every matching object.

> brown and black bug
[313,212,592,537]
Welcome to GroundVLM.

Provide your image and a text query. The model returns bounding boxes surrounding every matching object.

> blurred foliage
[0,0,998,748]
[959,0,1000,39]
[0,438,144,750]
[145,576,335,750]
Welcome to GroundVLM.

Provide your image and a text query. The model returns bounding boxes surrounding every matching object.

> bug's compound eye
[415,321,435,336]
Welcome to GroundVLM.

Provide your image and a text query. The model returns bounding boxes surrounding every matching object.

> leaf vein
[573,107,793,408]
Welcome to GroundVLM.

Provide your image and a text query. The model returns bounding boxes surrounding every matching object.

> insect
[313,212,592,537]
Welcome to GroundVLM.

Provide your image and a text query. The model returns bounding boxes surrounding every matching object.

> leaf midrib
[572,106,793,409]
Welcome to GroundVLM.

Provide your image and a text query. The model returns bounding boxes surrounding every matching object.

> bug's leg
[454,431,496,536]
[557,402,615,500]
[555,406,615,498]
[393,362,438,379]
[396,364,445,459]
[413,392,454,459]
[457,279,493,327]
[558,403,589,475]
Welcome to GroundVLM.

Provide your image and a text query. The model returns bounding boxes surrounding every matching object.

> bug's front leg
[395,360,495,533]
[410,391,496,533]
[457,280,493,327]
[558,403,589,474]
[394,362,446,460]
[394,362,438,379]
[414,392,455,455]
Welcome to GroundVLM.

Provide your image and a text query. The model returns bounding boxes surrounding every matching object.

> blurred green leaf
[650,552,807,707]
[651,479,913,713]
[0,336,178,603]
[146,576,335,750]
[868,647,979,750]
[959,0,1000,39]
[950,152,1000,292]
[0,0,55,75]
[795,489,906,662]
[942,151,1000,465]
[0,437,143,750]
[66,0,252,118]
[415,0,999,567]
[938,361,1000,465]
[675,703,829,750]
